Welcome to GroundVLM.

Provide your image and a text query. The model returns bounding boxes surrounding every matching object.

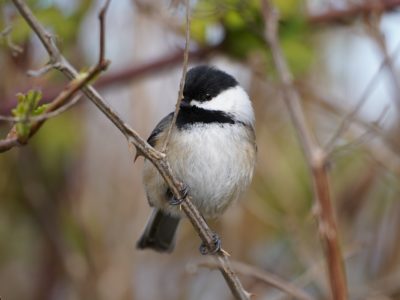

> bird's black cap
[183,65,238,103]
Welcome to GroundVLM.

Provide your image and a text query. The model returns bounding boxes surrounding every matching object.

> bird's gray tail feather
[136,209,180,253]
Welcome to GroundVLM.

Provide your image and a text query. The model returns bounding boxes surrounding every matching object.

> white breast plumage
[143,122,256,218]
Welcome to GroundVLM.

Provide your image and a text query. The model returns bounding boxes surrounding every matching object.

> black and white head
[176,65,254,128]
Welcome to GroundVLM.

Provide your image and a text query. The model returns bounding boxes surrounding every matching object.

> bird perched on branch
[137,65,256,253]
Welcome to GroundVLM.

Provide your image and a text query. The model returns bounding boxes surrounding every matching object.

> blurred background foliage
[1,0,400,299]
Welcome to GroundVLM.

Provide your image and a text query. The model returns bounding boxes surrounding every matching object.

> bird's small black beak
[180,99,191,109]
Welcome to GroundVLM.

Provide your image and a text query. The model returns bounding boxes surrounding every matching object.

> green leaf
[11,90,43,141]
[33,104,49,116]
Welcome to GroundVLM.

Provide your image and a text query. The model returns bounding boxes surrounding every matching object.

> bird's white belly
[143,124,255,218]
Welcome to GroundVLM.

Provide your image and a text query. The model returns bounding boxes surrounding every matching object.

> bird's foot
[167,183,189,206]
[199,233,221,255]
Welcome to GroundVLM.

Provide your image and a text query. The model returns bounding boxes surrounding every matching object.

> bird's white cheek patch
[190,86,255,125]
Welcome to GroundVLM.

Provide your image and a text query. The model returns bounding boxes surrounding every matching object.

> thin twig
[262,1,348,299]
[365,13,400,114]
[12,0,60,63]
[10,1,250,299]
[27,63,60,77]
[0,94,82,123]
[0,26,12,37]
[331,104,390,157]
[191,260,315,300]
[98,0,111,67]
[161,0,191,152]
[324,39,400,154]
[309,94,400,176]
[306,89,400,155]
[0,25,23,55]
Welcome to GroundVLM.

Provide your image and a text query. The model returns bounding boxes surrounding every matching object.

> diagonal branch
[10,0,250,299]
[261,1,348,299]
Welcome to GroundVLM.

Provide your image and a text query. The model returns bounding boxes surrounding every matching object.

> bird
[136,65,256,253]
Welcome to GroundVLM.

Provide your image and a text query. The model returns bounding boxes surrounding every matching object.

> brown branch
[262,1,348,299]
[98,0,111,67]
[0,25,23,55]
[192,260,315,300]
[10,0,250,299]
[161,0,190,152]
[309,0,400,24]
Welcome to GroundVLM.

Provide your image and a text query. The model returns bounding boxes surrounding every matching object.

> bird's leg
[199,233,221,255]
[166,182,189,206]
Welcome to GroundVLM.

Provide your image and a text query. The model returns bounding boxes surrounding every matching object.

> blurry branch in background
[133,0,181,33]
[9,0,250,299]
[162,0,190,152]
[306,92,400,176]
[324,40,400,155]
[0,0,111,153]
[309,0,400,24]
[365,14,400,114]
[0,25,23,55]
[333,105,390,154]
[190,260,314,300]
[0,46,215,115]
[262,1,348,300]
[15,153,96,297]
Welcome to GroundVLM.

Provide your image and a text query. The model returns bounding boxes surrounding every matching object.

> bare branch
[0,25,23,55]
[10,1,250,299]
[324,39,400,154]
[27,63,60,77]
[331,105,390,157]
[161,0,191,152]
[191,260,315,300]
[309,93,400,176]
[11,0,60,63]
[261,1,348,299]
[0,26,12,37]
[98,0,111,68]
[365,13,400,114]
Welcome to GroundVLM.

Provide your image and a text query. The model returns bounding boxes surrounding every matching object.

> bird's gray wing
[147,112,174,147]
[134,113,173,161]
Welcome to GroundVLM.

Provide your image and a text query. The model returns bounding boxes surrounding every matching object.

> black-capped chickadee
[137,65,256,253]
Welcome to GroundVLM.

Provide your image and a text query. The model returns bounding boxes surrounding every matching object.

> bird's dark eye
[205,94,212,101]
